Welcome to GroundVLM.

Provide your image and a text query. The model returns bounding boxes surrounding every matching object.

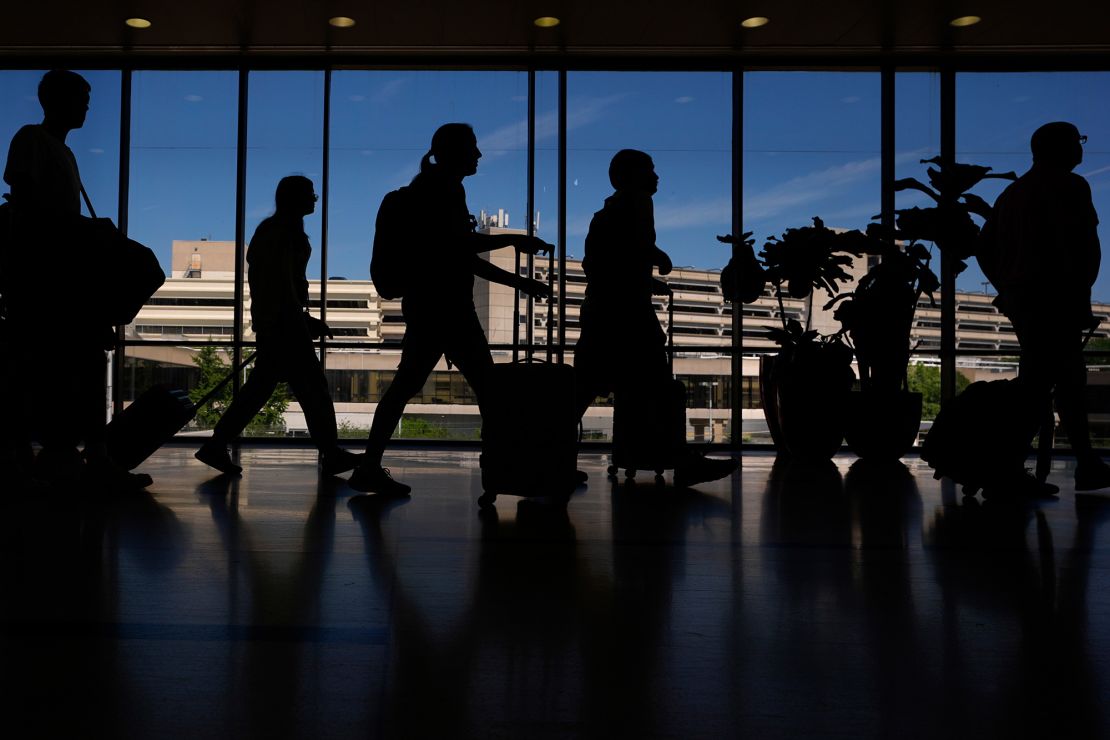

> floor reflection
[1,447,1108,738]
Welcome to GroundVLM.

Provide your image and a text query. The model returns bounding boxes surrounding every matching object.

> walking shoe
[1075,458,1110,491]
[321,448,364,477]
[982,469,1060,500]
[195,442,242,475]
[674,453,739,489]
[84,457,153,492]
[348,465,412,496]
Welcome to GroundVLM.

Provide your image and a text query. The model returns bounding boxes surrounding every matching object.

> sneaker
[348,465,412,496]
[321,448,364,477]
[346,463,412,497]
[982,469,1060,500]
[84,457,153,492]
[1076,458,1110,491]
[674,454,739,489]
[195,442,242,476]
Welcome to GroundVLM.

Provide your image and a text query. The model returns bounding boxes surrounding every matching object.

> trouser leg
[364,338,441,466]
[283,342,339,452]
[209,353,280,445]
[443,319,494,414]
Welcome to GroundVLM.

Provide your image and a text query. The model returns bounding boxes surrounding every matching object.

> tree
[189,346,290,433]
[907,363,970,419]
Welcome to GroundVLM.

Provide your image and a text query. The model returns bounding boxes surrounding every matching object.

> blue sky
[2,69,1109,300]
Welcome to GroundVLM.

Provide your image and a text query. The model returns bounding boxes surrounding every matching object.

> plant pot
[844,390,923,462]
[761,352,852,462]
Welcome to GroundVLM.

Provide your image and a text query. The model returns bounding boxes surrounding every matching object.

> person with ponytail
[350,123,553,496]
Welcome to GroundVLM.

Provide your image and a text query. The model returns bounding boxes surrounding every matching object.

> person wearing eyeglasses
[980,121,1110,492]
[195,175,361,478]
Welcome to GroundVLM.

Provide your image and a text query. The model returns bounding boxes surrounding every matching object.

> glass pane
[245,70,324,289]
[323,71,531,438]
[128,70,239,343]
[957,72,1110,302]
[564,71,732,441]
[325,348,490,441]
[743,71,881,442]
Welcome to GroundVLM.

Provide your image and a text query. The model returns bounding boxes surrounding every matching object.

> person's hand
[305,314,333,339]
[654,247,673,276]
[651,277,672,296]
[515,235,555,256]
[518,277,552,299]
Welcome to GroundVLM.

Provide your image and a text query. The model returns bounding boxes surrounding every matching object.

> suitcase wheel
[607,464,618,478]
[478,492,497,509]
[625,469,636,479]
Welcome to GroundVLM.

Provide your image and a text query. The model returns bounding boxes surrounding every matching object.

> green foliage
[393,417,451,439]
[337,419,369,439]
[189,346,290,433]
[907,364,971,419]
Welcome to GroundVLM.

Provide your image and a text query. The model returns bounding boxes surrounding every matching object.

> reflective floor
[2,446,1109,739]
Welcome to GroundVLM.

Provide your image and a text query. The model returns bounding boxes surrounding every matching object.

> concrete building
[120,220,1110,442]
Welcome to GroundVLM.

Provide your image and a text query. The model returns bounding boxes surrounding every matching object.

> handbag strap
[79,183,97,220]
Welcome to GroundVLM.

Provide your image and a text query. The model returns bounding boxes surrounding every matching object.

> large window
[6,64,1110,448]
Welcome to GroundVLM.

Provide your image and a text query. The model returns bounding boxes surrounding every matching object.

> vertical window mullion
[233,68,249,395]
[730,68,743,451]
[320,68,332,370]
[940,67,957,401]
[113,68,133,416]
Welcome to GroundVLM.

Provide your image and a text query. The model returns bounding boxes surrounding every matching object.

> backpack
[370,187,415,300]
[920,378,1040,495]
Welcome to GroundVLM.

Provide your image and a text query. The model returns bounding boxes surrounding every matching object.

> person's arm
[472,256,551,298]
[459,231,554,256]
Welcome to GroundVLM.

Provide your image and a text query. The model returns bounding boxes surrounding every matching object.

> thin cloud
[745,156,882,221]
[654,196,731,230]
[478,93,629,157]
[372,78,407,105]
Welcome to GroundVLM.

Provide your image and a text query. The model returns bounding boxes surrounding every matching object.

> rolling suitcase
[608,300,685,480]
[106,353,256,471]
[478,358,579,507]
[920,378,1039,495]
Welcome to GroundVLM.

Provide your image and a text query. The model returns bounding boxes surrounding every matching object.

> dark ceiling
[2,1,1108,63]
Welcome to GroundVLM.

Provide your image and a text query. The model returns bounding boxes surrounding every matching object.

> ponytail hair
[419,150,435,174]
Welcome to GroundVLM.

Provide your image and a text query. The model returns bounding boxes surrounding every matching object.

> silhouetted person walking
[3,70,150,490]
[349,123,552,495]
[574,149,737,487]
[980,122,1110,491]
[195,176,360,477]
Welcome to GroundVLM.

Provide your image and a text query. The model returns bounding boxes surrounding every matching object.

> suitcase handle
[191,352,258,411]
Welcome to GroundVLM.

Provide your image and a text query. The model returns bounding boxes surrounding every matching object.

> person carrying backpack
[349,123,553,495]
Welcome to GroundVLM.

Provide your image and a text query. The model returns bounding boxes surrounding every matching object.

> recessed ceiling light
[949,15,981,27]
[125,18,152,29]
[534,16,561,28]
[329,16,356,28]
[741,17,770,29]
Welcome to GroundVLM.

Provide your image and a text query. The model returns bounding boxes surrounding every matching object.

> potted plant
[720,218,859,461]
[826,157,1016,461]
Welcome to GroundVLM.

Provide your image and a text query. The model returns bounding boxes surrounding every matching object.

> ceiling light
[124,18,152,29]
[741,17,770,29]
[533,16,561,28]
[949,15,981,27]
[329,16,356,28]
